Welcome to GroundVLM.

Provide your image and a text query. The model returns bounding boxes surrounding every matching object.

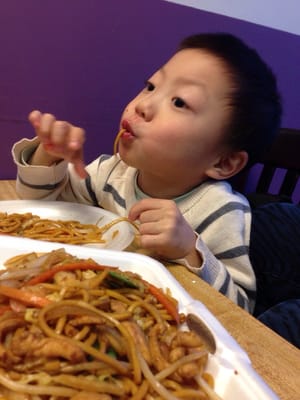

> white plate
[0,200,135,250]
[0,236,279,400]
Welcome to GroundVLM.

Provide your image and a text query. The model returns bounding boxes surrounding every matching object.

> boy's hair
[179,33,282,166]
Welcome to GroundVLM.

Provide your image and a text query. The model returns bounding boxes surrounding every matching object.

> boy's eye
[145,81,155,91]
[173,97,186,108]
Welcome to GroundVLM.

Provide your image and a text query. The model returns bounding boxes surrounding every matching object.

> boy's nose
[135,98,154,121]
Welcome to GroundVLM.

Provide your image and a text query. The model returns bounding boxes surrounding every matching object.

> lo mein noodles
[0,212,136,246]
[0,249,220,400]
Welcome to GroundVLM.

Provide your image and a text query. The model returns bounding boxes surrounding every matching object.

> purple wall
[1,0,299,191]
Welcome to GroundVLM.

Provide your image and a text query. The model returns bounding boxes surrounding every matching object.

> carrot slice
[0,286,51,308]
[25,262,113,286]
[146,282,180,324]
[24,261,180,323]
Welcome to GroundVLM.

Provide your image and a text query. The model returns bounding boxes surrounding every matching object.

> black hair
[179,33,282,166]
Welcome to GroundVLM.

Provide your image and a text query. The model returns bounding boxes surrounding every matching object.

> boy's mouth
[121,120,135,139]
[122,119,132,133]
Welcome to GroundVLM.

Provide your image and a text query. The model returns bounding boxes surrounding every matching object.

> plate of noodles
[0,200,136,250]
[0,236,279,400]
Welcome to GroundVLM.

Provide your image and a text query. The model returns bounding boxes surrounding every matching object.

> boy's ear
[206,150,248,180]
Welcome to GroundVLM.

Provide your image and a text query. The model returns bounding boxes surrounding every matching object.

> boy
[12,33,282,312]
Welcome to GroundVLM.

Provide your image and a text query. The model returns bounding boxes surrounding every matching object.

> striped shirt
[12,137,256,312]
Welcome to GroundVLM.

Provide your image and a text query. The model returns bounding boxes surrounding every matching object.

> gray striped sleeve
[84,175,99,207]
[196,202,250,235]
[215,245,249,259]
[17,174,65,191]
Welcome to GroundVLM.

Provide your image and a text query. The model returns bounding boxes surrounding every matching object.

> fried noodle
[0,249,219,400]
[0,212,136,245]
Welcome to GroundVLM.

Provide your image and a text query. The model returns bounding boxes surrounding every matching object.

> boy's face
[119,48,234,193]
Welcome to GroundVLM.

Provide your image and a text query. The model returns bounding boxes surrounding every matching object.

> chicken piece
[11,326,85,363]
[122,321,151,364]
[110,299,128,313]
[33,337,86,363]
[148,324,169,371]
[171,330,205,349]
[169,330,208,382]
[169,346,185,363]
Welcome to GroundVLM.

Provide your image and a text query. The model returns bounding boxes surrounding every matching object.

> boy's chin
[118,151,135,167]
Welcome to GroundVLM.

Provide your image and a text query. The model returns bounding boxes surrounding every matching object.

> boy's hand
[128,198,201,265]
[28,110,87,179]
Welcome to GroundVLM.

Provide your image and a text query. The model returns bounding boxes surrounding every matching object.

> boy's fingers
[73,159,88,179]
[28,109,87,179]
[51,121,70,145]
[68,126,86,150]
[28,110,42,129]
[129,198,164,221]
[39,113,56,138]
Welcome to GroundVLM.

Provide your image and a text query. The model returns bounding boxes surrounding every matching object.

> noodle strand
[113,128,125,154]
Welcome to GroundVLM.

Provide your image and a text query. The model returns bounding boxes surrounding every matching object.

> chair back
[231,128,300,205]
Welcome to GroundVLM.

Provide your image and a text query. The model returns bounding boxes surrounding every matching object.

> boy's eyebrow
[158,66,207,92]
[175,76,207,91]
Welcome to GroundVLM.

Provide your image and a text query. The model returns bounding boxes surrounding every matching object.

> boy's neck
[136,171,206,199]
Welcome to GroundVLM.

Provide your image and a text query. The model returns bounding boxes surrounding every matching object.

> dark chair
[231,128,300,348]
[231,127,300,206]
[250,202,300,316]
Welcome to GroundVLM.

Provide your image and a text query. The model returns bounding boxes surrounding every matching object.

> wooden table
[1,180,299,399]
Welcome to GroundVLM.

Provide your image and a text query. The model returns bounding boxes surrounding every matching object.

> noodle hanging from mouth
[113,128,125,154]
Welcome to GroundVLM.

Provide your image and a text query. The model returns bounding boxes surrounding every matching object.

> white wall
[164,0,300,36]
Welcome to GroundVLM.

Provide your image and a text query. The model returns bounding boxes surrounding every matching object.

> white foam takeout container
[0,235,279,400]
